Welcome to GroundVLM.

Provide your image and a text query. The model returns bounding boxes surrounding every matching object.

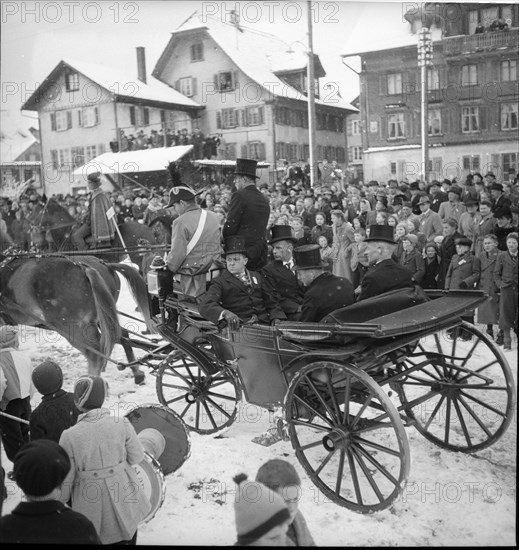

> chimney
[136,47,147,84]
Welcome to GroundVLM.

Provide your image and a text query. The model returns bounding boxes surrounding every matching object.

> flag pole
[106,206,130,258]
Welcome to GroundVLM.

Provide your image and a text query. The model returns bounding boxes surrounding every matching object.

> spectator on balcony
[119,130,129,152]
[474,21,486,34]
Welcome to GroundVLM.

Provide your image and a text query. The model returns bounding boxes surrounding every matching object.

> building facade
[345,95,364,183]
[343,3,518,183]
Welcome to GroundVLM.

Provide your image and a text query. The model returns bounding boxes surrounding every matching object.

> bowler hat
[490,182,504,192]
[409,181,420,190]
[449,185,462,196]
[167,185,199,207]
[235,158,259,179]
[32,360,63,395]
[223,235,248,257]
[14,440,71,497]
[293,244,327,270]
[269,224,297,244]
[364,225,395,244]
[485,171,496,178]
[455,236,472,247]
[87,171,102,185]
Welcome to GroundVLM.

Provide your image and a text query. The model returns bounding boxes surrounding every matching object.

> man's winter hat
[403,234,419,246]
[364,224,395,244]
[293,244,327,270]
[455,236,473,247]
[0,326,18,349]
[233,473,290,546]
[87,171,102,185]
[167,185,199,207]
[74,375,108,411]
[409,181,420,190]
[418,195,431,205]
[485,171,496,178]
[13,440,71,497]
[490,182,504,192]
[32,360,63,395]
[223,235,248,257]
[449,185,462,197]
[234,158,259,179]
[269,224,297,245]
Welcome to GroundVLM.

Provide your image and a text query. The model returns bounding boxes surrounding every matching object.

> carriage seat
[321,286,430,325]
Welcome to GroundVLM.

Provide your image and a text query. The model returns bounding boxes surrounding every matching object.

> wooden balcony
[443,28,518,56]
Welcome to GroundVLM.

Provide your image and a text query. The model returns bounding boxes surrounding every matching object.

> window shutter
[190,44,195,60]
[94,106,99,125]
[259,106,264,125]
[214,74,219,91]
[66,111,72,129]
[130,106,136,126]
[77,109,83,127]
[50,149,58,169]
[174,79,180,91]
[479,106,487,131]
[233,109,239,127]
[191,77,197,96]
[160,110,166,123]
[380,115,387,139]
[216,111,222,129]
[259,142,266,161]
[241,109,248,126]
[98,142,106,154]
[379,74,387,95]
[441,107,448,134]
[241,144,248,158]
[233,71,239,90]
[144,108,149,126]
[50,113,56,131]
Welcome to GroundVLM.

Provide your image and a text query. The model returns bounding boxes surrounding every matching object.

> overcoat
[331,222,355,281]
[438,231,462,289]
[30,389,80,443]
[261,260,305,320]
[444,252,481,290]
[399,249,426,283]
[494,250,518,331]
[59,409,151,544]
[357,259,414,301]
[476,249,500,323]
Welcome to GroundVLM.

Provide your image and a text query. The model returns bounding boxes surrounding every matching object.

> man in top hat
[165,183,222,297]
[293,244,355,322]
[418,194,443,241]
[222,158,270,271]
[490,182,511,212]
[198,236,286,329]
[438,185,467,223]
[261,226,305,321]
[357,225,414,301]
[70,171,115,251]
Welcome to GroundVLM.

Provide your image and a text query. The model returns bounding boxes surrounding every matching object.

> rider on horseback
[70,172,115,251]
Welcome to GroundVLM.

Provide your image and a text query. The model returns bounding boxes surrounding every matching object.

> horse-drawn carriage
[118,276,516,514]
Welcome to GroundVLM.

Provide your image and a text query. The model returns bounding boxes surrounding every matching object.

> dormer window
[190,43,204,62]
[65,72,80,92]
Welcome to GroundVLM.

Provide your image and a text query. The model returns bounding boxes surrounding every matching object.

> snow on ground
[2,270,517,546]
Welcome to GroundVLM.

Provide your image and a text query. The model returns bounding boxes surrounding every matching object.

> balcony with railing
[443,28,518,56]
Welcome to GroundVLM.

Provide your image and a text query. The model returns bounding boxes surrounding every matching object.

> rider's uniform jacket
[88,188,115,244]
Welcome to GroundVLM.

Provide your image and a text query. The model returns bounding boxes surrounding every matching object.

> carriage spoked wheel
[285,360,411,513]
[395,321,515,452]
[155,347,241,435]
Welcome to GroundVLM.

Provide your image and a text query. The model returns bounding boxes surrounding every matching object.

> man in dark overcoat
[261,225,305,321]
[222,159,270,271]
[293,244,355,322]
[357,225,414,301]
[438,218,463,289]
[198,236,286,328]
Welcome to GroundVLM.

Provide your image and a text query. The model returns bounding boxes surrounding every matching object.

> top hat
[167,185,199,207]
[234,158,259,179]
[293,244,327,270]
[490,182,504,192]
[87,171,102,185]
[364,224,396,244]
[223,235,248,257]
[269,225,297,245]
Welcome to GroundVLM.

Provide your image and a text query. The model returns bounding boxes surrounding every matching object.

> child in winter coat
[317,235,335,272]
[399,234,425,284]
[255,459,316,546]
[476,234,500,339]
[30,361,80,443]
[421,242,441,289]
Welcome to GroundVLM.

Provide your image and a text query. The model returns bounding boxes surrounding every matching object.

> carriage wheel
[285,360,410,514]
[156,349,241,435]
[395,322,515,452]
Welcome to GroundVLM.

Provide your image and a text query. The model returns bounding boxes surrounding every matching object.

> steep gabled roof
[154,12,355,111]
[22,59,203,112]
[0,110,40,162]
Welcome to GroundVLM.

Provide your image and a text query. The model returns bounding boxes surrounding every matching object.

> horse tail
[83,265,122,360]
[108,263,157,334]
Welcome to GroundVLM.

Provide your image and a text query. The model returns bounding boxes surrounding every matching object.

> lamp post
[306,0,317,188]
[417,27,432,184]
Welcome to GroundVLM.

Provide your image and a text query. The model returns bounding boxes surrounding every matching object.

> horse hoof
[134,373,146,385]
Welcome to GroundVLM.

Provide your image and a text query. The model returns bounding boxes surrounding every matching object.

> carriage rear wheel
[395,322,515,452]
[156,348,241,435]
[285,360,410,514]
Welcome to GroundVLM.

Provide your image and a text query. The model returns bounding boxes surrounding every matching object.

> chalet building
[345,96,363,183]
[152,11,356,180]
[342,3,518,183]
[21,55,203,195]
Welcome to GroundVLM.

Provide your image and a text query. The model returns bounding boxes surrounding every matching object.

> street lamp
[417,27,432,184]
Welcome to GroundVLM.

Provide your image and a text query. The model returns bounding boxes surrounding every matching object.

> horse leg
[120,327,146,385]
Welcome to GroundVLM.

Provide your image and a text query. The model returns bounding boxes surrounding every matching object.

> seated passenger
[261,225,305,321]
[198,236,287,329]
[357,225,414,301]
[293,244,355,322]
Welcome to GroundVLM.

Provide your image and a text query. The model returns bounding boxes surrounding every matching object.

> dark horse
[0,254,156,384]
[28,198,162,270]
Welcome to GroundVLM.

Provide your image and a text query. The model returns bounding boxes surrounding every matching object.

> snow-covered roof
[154,12,355,111]
[0,110,40,162]
[22,59,203,111]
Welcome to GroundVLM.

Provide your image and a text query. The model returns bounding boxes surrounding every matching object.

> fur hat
[13,440,71,497]
[32,360,63,395]
[233,473,290,546]
[74,375,108,411]
[0,326,18,349]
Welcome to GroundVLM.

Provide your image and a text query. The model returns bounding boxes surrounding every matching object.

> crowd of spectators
[474,17,510,34]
